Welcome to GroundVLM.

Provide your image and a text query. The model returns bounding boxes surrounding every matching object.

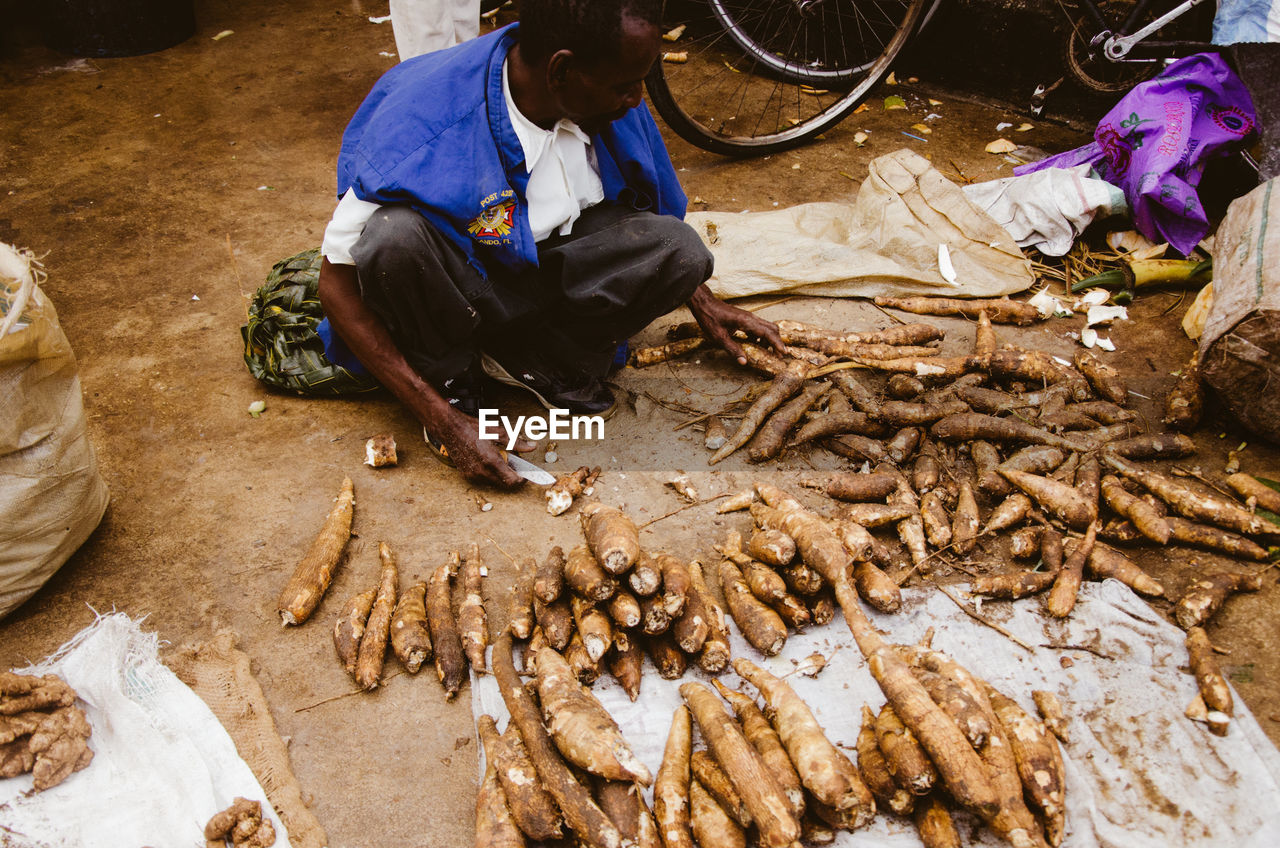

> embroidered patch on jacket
[467,199,516,241]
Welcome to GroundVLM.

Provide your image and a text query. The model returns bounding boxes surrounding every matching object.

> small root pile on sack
[0,672,93,793]
[203,797,276,848]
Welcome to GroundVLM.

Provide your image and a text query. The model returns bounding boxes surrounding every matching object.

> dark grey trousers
[350,203,713,383]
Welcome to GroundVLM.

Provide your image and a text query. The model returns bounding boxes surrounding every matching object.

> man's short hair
[518,0,662,66]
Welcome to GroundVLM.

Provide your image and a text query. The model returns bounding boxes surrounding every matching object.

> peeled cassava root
[354,542,399,690]
[278,477,354,626]
[492,632,625,848]
[428,553,467,700]
[733,658,875,827]
[535,647,651,785]
[679,681,802,848]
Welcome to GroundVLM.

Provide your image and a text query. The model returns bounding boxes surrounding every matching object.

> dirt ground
[1,1,1277,846]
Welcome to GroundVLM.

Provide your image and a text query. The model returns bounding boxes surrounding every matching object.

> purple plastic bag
[1017,53,1256,255]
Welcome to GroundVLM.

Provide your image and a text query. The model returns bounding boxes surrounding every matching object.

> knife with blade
[423,425,555,485]
[505,452,556,486]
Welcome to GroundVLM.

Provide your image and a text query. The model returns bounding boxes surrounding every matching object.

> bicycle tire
[645,0,926,156]
[1063,0,1160,92]
[711,0,885,84]
[1062,0,1209,93]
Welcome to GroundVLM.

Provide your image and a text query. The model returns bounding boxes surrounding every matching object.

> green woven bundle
[241,248,379,396]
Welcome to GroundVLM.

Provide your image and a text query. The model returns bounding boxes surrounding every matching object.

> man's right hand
[428,404,526,489]
[318,258,525,489]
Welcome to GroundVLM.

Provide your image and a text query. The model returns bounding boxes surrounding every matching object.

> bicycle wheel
[1063,0,1160,92]
[646,0,927,156]
[1063,0,1209,93]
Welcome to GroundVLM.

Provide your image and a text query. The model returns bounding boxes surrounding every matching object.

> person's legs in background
[388,0,481,60]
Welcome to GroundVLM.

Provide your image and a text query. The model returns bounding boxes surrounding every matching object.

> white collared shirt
[503,57,604,242]
[321,57,603,264]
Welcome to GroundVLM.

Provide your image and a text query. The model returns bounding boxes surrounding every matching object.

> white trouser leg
[389,0,481,60]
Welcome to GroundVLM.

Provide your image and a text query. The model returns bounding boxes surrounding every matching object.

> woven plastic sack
[0,244,108,620]
[0,614,301,847]
[1016,53,1257,256]
[693,148,1035,300]
[241,248,379,396]
[1199,178,1280,442]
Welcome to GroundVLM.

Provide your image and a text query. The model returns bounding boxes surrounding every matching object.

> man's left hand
[687,285,786,366]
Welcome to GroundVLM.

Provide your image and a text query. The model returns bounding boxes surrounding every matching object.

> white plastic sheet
[963,165,1128,257]
[473,581,1280,847]
[0,615,290,848]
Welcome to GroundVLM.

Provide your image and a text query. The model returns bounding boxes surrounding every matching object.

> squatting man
[316,0,783,487]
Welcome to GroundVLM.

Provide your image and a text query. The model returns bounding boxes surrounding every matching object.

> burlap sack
[1199,179,1280,443]
[0,244,108,618]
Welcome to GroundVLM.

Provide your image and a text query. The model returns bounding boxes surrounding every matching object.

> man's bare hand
[429,406,525,489]
[318,259,528,488]
[686,285,786,366]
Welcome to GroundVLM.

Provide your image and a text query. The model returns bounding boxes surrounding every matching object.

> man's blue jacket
[336,22,688,282]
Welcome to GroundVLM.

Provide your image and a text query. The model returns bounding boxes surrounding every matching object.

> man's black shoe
[480,352,618,418]
[439,365,487,419]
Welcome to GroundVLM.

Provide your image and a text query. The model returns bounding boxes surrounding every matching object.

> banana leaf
[241,248,379,396]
